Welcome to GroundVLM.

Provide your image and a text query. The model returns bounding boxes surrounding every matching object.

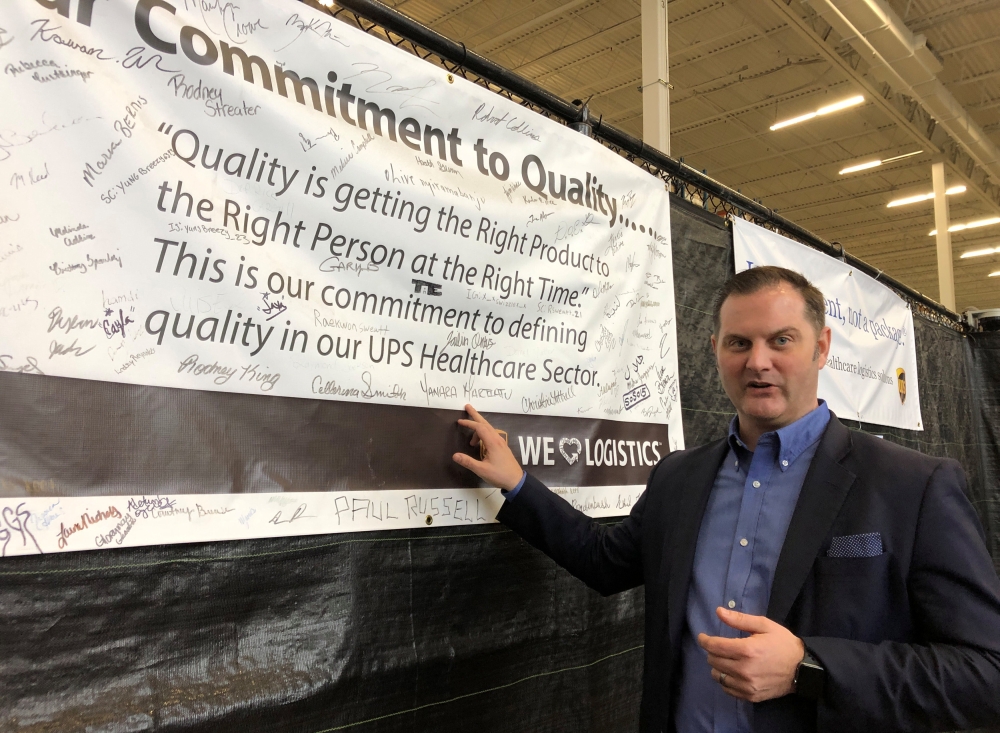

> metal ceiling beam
[671,23,789,72]
[704,131,917,178]
[472,0,595,54]
[906,0,1000,33]
[947,68,1000,86]
[647,80,851,142]
[474,0,730,58]
[768,0,1000,213]
[805,214,988,243]
[522,13,767,92]
[514,16,639,74]
[939,34,1000,57]
[424,0,492,27]
[969,97,1000,110]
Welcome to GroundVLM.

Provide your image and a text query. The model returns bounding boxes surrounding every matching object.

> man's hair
[712,266,826,336]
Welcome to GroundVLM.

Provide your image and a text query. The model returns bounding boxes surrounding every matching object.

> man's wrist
[793,645,826,700]
[502,471,527,500]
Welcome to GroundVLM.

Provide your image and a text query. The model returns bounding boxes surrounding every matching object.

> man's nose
[745,342,772,372]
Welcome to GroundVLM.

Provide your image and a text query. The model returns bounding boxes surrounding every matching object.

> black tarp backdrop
[1,196,998,733]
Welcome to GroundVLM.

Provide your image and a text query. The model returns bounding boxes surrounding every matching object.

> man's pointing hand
[452,404,524,491]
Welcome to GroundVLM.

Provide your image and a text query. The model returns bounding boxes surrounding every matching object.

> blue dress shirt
[675,400,830,732]
[506,471,527,499]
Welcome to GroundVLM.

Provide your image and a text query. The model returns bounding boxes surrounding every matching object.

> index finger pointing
[463,404,493,429]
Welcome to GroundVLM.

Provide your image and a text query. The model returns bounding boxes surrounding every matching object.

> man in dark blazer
[452,266,1000,732]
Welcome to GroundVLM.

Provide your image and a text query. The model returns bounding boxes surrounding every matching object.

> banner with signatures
[733,218,922,431]
[0,0,682,555]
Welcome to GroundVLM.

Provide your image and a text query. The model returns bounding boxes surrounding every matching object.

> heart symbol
[559,437,581,465]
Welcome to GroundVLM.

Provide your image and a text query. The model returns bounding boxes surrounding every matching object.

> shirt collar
[727,400,830,471]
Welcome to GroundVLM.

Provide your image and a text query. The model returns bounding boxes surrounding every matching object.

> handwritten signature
[182,0,266,45]
[258,291,287,321]
[361,370,406,400]
[0,354,44,375]
[343,62,438,114]
[0,112,98,163]
[268,503,315,525]
[102,308,134,339]
[1,503,43,557]
[276,13,348,52]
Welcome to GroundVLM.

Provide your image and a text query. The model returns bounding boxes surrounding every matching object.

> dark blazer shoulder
[842,424,956,490]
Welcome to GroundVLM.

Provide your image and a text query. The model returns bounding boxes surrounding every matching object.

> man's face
[711,285,831,433]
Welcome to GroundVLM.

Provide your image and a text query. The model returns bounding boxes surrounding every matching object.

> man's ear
[710,333,718,356]
[814,326,832,366]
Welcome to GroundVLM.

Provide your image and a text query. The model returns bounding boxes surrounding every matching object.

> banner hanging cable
[324,0,964,327]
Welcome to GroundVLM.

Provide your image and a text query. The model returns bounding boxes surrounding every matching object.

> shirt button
[734,461,739,468]
[740,538,748,547]
[728,600,736,609]
[752,480,761,488]
[782,460,789,467]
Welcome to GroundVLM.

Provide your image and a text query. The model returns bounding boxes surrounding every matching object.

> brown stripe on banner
[0,372,668,497]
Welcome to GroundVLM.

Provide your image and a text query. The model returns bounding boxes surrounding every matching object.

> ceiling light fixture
[960,246,1000,259]
[770,95,865,131]
[887,185,966,208]
[990,271,1000,278]
[839,150,924,175]
[929,216,1000,236]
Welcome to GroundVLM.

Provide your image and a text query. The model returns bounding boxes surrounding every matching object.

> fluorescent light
[882,150,924,164]
[887,185,966,208]
[817,95,866,115]
[771,112,818,131]
[771,95,865,131]
[838,150,923,176]
[960,247,1000,259]
[930,216,1000,235]
[840,160,882,175]
[990,271,1000,277]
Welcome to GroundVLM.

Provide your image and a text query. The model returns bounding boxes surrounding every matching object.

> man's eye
[775,336,790,346]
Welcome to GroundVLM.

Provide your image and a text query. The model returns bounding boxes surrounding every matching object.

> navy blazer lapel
[767,416,857,624]
[666,438,730,649]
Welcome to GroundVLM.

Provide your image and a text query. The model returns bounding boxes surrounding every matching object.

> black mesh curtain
[3,197,997,732]
[967,331,1000,567]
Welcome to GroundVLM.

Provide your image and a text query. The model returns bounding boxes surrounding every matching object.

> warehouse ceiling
[364,0,1000,312]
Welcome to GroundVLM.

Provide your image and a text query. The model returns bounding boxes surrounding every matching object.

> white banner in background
[733,218,922,431]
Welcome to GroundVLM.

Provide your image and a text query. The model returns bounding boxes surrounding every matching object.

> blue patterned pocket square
[827,532,883,558]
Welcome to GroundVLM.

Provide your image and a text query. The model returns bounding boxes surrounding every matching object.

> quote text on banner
[0,0,683,554]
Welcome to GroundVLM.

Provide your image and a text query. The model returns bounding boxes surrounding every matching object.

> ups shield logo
[896,368,906,404]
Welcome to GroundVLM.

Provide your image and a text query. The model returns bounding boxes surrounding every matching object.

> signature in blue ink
[126,495,176,519]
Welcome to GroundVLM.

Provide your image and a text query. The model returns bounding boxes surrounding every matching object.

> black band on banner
[0,372,667,497]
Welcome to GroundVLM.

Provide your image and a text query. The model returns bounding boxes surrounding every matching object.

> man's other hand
[452,404,523,491]
[697,607,805,703]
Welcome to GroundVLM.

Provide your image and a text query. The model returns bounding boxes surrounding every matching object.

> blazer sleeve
[495,466,658,596]
[804,459,1000,732]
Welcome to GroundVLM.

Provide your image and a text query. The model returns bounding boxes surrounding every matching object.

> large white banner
[0,0,682,555]
[733,218,922,430]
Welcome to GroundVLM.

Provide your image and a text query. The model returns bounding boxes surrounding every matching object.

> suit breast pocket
[806,553,902,641]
